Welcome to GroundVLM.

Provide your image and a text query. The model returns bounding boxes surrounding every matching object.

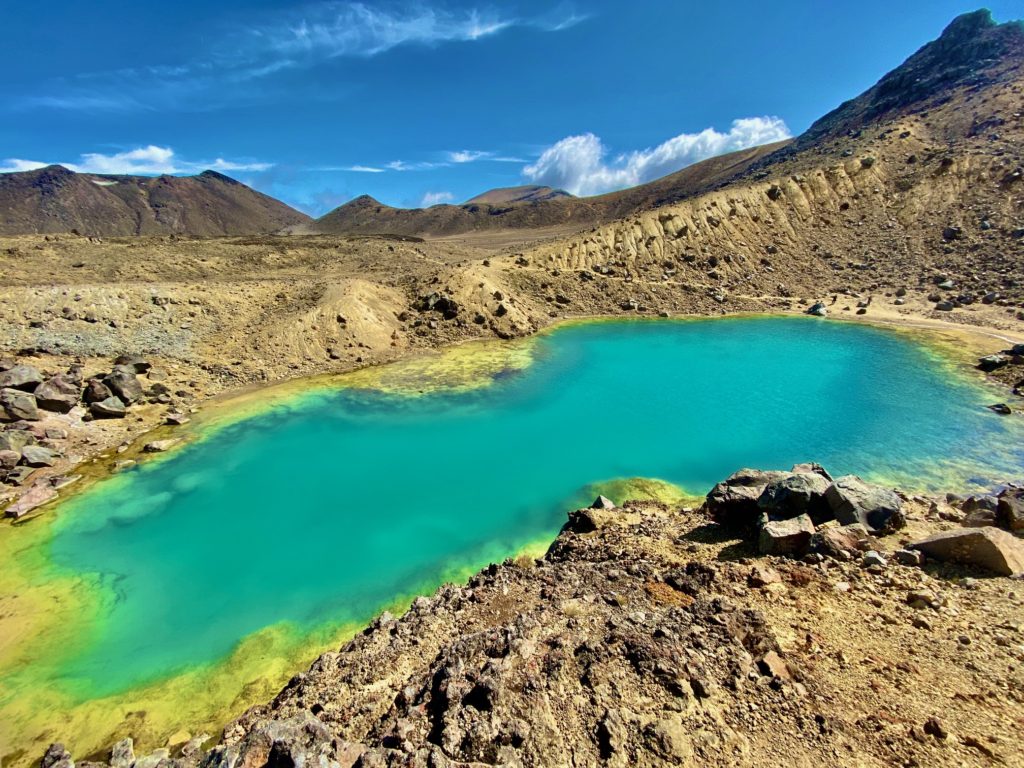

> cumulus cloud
[420,191,454,206]
[0,145,272,175]
[523,117,791,196]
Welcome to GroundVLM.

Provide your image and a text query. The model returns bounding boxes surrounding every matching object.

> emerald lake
[2,316,1022,757]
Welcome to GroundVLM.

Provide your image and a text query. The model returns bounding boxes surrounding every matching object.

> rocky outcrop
[704,463,904,549]
[910,526,1024,576]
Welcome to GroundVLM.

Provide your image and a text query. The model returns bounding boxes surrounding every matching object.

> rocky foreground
[44,465,1024,768]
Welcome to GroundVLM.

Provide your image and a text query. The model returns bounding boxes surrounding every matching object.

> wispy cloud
[17,3,584,113]
[447,149,490,163]
[315,164,386,173]
[0,145,272,175]
[523,117,792,196]
[420,191,454,206]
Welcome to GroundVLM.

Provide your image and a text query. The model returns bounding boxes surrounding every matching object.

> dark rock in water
[83,378,113,404]
[986,403,1011,415]
[591,495,616,510]
[103,370,143,405]
[825,475,905,534]
[758,514,815,556]
[34,374,81,413]
[705,468,788,529]
[977,354,1009,371]
[910,527,1024,576]
[0,388,39,421]
[20,445,55,467]
[90,396,126,418]
[757,472,833,525]
[113,355,151,373]
[996,488,1024,532]
[0,364,43,391]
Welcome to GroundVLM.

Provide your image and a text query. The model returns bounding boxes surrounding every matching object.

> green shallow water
[2,316,1023,756]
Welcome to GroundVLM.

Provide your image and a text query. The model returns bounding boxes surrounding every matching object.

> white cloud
[264,4,514,59]
[18,4,585,113]
[523,117,791,196]
[0,145,273,176]
[448,150,490,163]
[420,191,454,206]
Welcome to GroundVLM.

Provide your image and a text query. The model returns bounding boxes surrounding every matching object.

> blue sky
[1,1,1020,215]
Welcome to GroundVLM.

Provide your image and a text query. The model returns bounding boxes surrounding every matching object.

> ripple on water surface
[2,316,1022,761]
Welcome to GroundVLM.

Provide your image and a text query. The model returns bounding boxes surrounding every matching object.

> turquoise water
[43,317,1024,696]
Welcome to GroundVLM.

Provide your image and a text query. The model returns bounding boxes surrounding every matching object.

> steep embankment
[0,167,310,237]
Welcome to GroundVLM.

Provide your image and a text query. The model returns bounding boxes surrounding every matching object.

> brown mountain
[0,165,310,237]
[311,141,788,238]
[464,185,572,205]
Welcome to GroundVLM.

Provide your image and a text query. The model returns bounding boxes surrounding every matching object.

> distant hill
[0,165,310,236]
[464,185,572,205]
[311,141,788,238]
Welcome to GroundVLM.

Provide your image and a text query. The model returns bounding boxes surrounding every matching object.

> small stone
[893,549,923,566]
[923,717,948,740]
[862,550,887,568]
[143,438,182,453]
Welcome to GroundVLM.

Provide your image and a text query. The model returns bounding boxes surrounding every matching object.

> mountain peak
[798,8,1024,146]
[464,185,574,205]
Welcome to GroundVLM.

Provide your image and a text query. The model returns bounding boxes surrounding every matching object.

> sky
[1,1,1020,215]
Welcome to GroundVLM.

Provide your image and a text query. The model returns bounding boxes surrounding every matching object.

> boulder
[591,495,616,510]
[806,302,827,317]
[987,403,1012,415]
[113,355,151,373]
[34,374,81,413]
[962,508,998,527]
[20,445,56,467]
[109,738,135,768]
[791,462,833,480]
[934,301,955,311]
[758,514,815,556]
[103,370,143,404]
[910,527,1024,576]
[4,484,58,519]
[825,475,904,534]
[996,488,1024,532]
[757,472,832,524]
[0,449,20,469]
[90,396,127,418]
[962,494,998,513]
[705,468,788,529]
[83,378,113,404]
[0,429,36,453]
[0,364,43,391]
[811,523,872,558]
[0,388,39,421]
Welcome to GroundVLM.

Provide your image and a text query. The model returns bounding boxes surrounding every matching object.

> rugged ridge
[0,166,310,237]
[310,143,787,239]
